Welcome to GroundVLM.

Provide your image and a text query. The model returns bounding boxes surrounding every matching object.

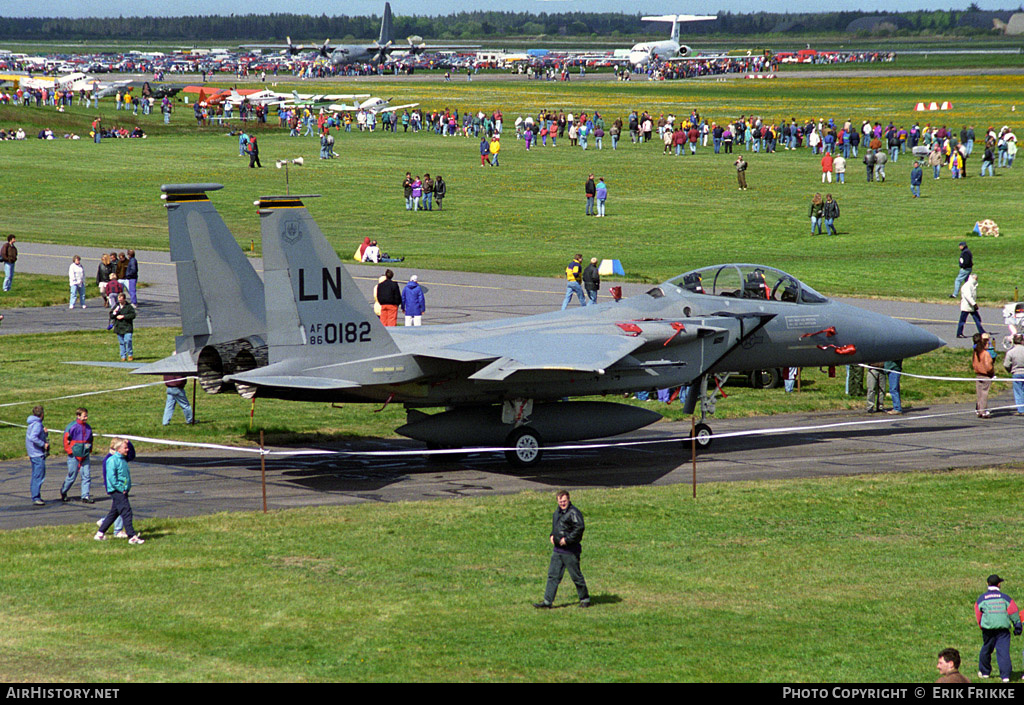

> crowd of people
[281,99,1018,181]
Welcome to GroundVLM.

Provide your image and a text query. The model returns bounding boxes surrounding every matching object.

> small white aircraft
[328,96,419,114]
[287,90,371,107]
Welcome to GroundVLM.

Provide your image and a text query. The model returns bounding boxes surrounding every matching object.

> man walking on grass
[534,490,590,609]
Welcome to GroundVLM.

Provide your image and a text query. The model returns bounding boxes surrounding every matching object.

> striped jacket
[975,587,1023,631]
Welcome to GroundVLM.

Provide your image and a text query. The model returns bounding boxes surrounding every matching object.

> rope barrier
[1,374,1021,460]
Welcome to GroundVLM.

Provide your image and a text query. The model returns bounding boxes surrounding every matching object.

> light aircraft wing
[376,101,418,113]
[322,93,370,101]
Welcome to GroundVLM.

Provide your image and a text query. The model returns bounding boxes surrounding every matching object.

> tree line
[0,8,1016,42]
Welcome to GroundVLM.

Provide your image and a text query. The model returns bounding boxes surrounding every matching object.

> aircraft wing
[64,361,145,370]
[227,372,360,391]
[427,332,650,381]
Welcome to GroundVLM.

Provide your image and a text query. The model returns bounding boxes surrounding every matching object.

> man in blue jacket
[401,275,426,326]
[910,161,923,198]
[25,405,49,506]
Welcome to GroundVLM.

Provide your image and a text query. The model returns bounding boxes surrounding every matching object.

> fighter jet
[132,184,944,467]
[246,2,477,67]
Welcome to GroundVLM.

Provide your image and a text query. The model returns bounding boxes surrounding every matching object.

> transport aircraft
[129,184,944,467]
[247,2,476,67]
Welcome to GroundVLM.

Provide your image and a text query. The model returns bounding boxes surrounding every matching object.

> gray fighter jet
[135,183,944,467]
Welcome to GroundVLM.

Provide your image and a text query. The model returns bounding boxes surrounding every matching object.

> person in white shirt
[68,255,86,309]
[362,241,381,263]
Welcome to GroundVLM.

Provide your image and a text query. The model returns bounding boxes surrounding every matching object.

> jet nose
[851,309,945,361]
[897,319,946,359]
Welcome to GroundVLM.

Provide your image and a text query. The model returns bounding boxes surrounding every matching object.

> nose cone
[844,306,945,362]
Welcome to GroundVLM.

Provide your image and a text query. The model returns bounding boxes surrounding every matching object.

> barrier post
[691,417,697,498]
[260,430,267,513]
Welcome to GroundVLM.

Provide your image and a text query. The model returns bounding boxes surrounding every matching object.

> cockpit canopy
[663,264,828,304]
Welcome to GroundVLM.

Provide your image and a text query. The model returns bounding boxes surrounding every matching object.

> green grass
[0,273,79,308]
[2,468,1020,681]
[0,327,984,461]
[0,73,1021,303]
[0,328,410,460]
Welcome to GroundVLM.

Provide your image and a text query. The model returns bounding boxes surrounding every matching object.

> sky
[2,0,1017,18]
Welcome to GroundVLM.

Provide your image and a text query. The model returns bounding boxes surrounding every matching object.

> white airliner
[626,14,717,66]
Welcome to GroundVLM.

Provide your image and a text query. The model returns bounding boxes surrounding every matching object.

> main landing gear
[682,374,725,451]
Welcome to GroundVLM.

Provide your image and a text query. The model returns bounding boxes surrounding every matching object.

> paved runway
[1,243,1018,532]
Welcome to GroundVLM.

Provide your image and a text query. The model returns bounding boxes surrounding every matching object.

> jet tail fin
[379,1,394,45]
[257,194,399,364]
[161,183,266,355]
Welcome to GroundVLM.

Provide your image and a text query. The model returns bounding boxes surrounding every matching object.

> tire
[750,368,782,389]
[682,423,713,451]
[505,427,543,468]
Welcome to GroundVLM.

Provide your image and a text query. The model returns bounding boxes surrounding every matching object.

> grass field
[0,273,79,309]
[2,468,1022,682]
[2,64,1022,683]
[0,72,1021,303]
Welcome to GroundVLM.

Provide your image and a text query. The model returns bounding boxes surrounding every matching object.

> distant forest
[0,8,1020,42]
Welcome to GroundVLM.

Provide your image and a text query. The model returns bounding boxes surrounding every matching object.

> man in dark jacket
[248,136,261,168]
[534,490,590,609]
[582,257,600,304]
[952,241,973,298]
[125,249,138,305]
[1,234,17,292]
[910,161,923,198]
[433,175,446,210]
[584,174,596,216]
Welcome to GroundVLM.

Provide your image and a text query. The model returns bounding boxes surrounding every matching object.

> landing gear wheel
[505,427,543,468]
[683,423,713,451]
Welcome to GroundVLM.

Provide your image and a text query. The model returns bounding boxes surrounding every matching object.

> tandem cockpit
[653,264,829,305]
